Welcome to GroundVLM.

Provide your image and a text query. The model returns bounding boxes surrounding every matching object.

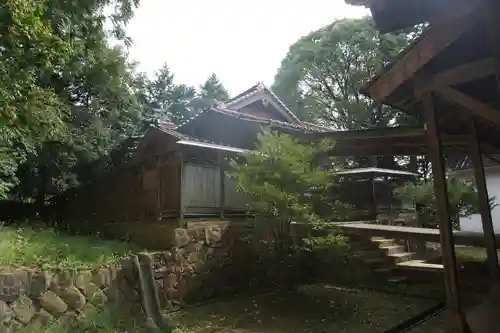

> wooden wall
[182,164,248,214]
[57,147,249,233]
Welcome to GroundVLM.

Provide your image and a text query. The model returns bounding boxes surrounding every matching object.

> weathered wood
[434,86,500,127]
[218,152,225,219]
[469,120,500,291]
[183,164,221,209]
[156,157,161,220]
[179,151,185,228]
[368,11,477,103]
[416,58,497,95]
[422,91,471,333]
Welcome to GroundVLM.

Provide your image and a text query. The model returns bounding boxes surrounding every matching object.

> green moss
[0,226,139,270]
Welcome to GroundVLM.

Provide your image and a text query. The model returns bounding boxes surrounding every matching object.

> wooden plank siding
[181,164,249,214]
[57,150,249,229]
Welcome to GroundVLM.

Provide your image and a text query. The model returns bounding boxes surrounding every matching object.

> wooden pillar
[469,120,500,291]
[371,173,377,221]
[422,91,471,333]
[218,151,225,219]
[178,151,185,228]
[156,156,162,221]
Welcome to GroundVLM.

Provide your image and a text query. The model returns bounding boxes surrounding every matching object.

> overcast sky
[125,0,368,96]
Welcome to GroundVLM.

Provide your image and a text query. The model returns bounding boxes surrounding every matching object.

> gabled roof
[222,82,301,123]
[175,107,327,134]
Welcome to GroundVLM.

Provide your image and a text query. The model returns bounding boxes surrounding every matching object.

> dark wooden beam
[218,151,225,219]
[418,58,497,94]
[434,86,500,127]
[178,151,185,228]
[485,0,500,94]
[422,91,471,332]
[469,120,500,291]
[368,10,478,103]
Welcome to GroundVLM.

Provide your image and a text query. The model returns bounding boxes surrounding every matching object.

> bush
[394,175,496,230]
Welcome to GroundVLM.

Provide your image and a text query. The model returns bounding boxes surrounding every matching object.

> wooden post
[156,156,161,221]
[371,173,377,221]
[218,152,225,219]
[178,151,185,228]
[422,91,471,333]
[469,120,500,291]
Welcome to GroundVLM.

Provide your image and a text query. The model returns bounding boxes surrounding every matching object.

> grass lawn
[0,225,139,270]
[172,284,438,333]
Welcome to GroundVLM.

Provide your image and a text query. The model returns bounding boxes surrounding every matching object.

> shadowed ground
[172,284,438,333]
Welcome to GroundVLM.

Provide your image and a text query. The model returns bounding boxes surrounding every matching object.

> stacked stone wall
[151,222,302,311]
[0,263,140,332]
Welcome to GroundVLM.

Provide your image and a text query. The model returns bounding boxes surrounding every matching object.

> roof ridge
[210,107,325,132]
[224,82,301,123]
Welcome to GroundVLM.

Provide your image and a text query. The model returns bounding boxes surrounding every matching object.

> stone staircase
[351,235,420,284]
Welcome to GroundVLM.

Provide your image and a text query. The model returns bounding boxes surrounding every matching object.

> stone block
[0,300,13,324]
[91,268,110,288]
[28,271,50,298]
[205,226,222,245]
[0,319,22,333]
[29,310,53,329]
[75,271,93,290]
[58,285,86,310]
[0,270,29,303]
[59,310,77,327]
[163,274,177,293]
[174,229,191,248]
[78,282,107,306]
[38,291,68,316]
[54,271,75,289]
[10,296,36,324]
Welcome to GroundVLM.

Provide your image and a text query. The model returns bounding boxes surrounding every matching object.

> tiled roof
[175,107,328,133]
[223,82,301,123]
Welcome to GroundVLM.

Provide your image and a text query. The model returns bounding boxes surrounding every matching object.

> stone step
[379,245,406,255]
[371,238,396,248]
[388,252,416,264]
[396,259,444,272]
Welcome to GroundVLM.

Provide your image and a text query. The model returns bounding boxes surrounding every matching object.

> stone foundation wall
[0,263,140,332]
[151,222,302,311]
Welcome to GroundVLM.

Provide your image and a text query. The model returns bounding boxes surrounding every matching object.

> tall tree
[272,17,423,170]
[273,17,417,129]
[134,64,197,131]
[194,73,230,109]
[1,0,141,202]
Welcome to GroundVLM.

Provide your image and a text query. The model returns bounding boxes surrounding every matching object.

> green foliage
[0,0,152,201]
[193,73,230,110]
[272,17,423,171]
[135,64,198,129]
[0,225,137,269]
[229,128,348,225]
[272,17,417,129]
[394,175,496,230]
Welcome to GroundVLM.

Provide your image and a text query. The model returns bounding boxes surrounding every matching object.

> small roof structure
[304,126,500,156]
[335,167,418,177]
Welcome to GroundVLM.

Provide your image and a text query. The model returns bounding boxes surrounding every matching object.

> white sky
[126,0,368,96]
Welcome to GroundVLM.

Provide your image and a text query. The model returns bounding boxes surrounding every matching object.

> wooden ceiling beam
[434,86,500,127]
[419,58,497,93]
[367,10,478,103]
